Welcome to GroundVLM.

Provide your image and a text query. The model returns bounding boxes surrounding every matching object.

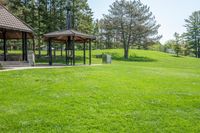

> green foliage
[1,49,200,132]
[164,33,191,57]
[148,42,165,52]
[173,32,181,57]
[99,0,161,59]
[5,0,94,56]
[184,10,200,58]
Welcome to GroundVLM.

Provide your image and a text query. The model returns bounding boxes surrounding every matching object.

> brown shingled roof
[44,29,96,43]
[0,4,33,32]
[0,4,33,39]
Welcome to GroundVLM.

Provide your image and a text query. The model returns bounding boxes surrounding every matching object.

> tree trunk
[124,45,129,59]
[126,48,129,59]
[38,38,41,57]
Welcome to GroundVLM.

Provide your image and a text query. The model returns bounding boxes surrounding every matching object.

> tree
[99,19,116,49]
[184,10,200,58]
[70,0,93,33]
[102,0,161,59]
[174,32,181,57]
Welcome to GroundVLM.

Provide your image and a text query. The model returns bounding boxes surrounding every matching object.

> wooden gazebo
[44,1,96,66]
[44,29,96,66]
[0,4,34,62]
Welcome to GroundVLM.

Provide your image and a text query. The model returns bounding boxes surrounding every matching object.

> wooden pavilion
[44,29,96,66]
[44,2,96,66]
[0,4,34,62]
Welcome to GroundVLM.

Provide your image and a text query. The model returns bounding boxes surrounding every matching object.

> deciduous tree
[102,0,161,59]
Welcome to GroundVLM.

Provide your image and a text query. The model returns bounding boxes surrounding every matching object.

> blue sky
[88,0,200,44]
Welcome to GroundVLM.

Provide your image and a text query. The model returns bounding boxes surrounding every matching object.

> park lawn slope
[0,49,200,132]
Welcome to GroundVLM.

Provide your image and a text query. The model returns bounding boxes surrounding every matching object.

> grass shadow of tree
[103,52,157,62]
[171,55,183,58]
[36,55,85,64]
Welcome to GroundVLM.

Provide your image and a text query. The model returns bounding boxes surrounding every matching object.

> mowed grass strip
[0,49,200,132]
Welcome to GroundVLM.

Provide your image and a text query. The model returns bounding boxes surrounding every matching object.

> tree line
[1,0,162,59]
[1,0,93,56]
[164,11,200,58]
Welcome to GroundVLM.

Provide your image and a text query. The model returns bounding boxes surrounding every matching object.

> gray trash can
[102,54,112,64]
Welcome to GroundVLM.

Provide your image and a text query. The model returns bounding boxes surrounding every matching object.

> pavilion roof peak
[0,4,33,33]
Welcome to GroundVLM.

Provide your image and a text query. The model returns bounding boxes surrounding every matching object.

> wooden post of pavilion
[24,32,28,61]
[22,32,25,61]
[60,44,63,56]
[66,36,71,65]
[33,36,35,54]
[65,41,68,65]
[3,30,7,61]
[48,38,52,66]
[72,36,75,66]
[89,39,92,65]
[83,41,86,65]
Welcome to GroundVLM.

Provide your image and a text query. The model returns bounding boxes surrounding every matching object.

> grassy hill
[0,49,200,132]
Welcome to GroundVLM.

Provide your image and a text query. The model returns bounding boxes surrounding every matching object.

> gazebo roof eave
[44,37,93,43]
[43,29,96,42]
[0,26,33,33]
[0,29,34,39]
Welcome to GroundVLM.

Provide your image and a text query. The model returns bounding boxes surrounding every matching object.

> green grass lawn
[0,49,200,132]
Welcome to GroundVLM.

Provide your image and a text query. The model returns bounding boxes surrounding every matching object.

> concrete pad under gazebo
[44,29,96,66]
[0,4,34,64]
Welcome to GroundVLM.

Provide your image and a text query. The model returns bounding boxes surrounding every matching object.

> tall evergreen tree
[71,0,93,33]
[184,10,200,58]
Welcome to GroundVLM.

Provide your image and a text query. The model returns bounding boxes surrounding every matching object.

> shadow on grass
[171,55,183,58]
[36,55,86,64]
[101,52,157,62]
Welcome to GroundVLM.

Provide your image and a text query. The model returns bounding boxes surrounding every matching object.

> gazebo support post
[24,32,28,61]
[48,38,52,66]
[83,41,86,65]
[61,44,63,56]
[66,37,70,65]
[65,41,67,65]
[89,39,92,65]
[22,32,25,61]
[33,37,35,54]
[3,31,7,61]
[72,36,75,66]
